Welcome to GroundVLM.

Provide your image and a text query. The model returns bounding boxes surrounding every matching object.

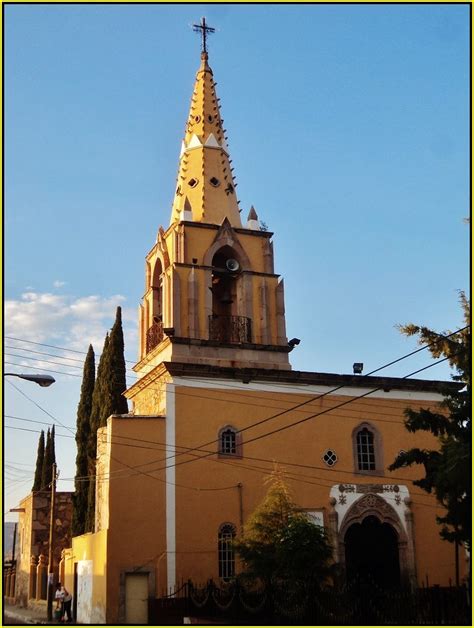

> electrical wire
[5,331,466,509]
[4,349,457,486]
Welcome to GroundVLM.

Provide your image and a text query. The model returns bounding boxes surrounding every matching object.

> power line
[5,345,86,363]
[5,415,75,430]
[132,355,454,481]
[5,352,85,370]
[5,425,74,439]
[3,418,439,503]
[128,334,462,476]
[5,361,82,378]
[6,380,76,435]
[5,335,137,364]
[5,331,465,505]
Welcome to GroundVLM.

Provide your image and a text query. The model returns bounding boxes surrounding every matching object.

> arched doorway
[345,515,400,588]
[335,492,416,589]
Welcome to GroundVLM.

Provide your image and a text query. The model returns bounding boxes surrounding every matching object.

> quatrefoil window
[323,449,338,467]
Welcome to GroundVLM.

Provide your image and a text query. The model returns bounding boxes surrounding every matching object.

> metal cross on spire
[193,17,215,54]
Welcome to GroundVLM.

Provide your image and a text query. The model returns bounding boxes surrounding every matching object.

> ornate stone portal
[328,484,417,588]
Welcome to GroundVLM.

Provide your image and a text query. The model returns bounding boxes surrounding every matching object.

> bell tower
[135,24,291,377]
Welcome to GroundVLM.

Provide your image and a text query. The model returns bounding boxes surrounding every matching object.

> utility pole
[11,522,17,564]
[46,462,57,621]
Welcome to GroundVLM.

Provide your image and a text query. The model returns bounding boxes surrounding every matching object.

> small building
[14,491,73,609]
[62,41,464,625]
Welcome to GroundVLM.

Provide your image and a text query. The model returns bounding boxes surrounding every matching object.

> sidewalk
[3,603,68,625]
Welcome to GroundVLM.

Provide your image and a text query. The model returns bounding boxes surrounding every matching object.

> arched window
[218,523,236,581]
[352,423,383,473]
[221,428,236,455]
[218,426,242,457]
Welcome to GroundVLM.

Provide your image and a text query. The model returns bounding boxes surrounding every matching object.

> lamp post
[46,463,57,621]
[5,370,56,617]
[4,373,55,387]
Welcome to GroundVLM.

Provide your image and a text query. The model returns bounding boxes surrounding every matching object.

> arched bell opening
[209,246,251,343]
[151,259,164,321]
[146,258,164,353]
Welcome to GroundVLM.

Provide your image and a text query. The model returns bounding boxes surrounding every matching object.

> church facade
[62,42,463,625]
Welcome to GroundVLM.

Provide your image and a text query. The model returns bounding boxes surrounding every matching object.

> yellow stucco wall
[103,417,167,623]
[68,529,108,624]
[169,383,463,587]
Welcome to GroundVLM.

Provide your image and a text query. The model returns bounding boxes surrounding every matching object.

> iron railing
[152,579,471,626]
[209,315,252,344]
[146,321,164,353]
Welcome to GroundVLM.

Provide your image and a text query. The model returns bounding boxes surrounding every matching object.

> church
[61,24,463,624]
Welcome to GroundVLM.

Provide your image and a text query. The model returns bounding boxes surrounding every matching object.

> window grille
[218,524,236,581]
[356,427,376,471]
[220,428,237,455]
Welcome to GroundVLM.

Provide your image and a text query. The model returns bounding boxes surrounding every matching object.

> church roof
[149,361,462,394]
[170,51,242,227]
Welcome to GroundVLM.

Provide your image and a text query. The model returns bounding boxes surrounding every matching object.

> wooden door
[125,573,149,624]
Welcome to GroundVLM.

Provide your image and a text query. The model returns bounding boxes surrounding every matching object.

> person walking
[61,586,73,623]
[54,583,64,621]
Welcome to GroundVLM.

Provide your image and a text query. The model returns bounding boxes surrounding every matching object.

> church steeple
[170,44,242,227]
[133,21,291,380]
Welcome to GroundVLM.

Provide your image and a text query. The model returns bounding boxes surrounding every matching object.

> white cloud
[53,280,67,288]
[5,291,137,363]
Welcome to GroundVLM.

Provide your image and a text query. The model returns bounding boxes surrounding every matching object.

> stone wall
[15,491,73,607]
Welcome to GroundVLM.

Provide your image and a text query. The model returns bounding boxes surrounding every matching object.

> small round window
[208,115,214,122]
[323,449,337,467]
[194,115,201,122]
[210,177,220,187]
[188,178,199,188]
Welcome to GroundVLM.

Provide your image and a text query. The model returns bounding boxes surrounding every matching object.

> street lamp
[4,373,55,387]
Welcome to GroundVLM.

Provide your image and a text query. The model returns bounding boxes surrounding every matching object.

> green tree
[85,308,129,532]
[234,470,333,584]
[41,428,53,490]
[85,334,109,533]
[99,305,128,425]
[32,430,45,491]
[389,292,470,549]
[72,344,95,536]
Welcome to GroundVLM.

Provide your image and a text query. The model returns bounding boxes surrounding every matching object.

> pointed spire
[248,206,258,221]
[170,48,242,228]
[247,205,260,230]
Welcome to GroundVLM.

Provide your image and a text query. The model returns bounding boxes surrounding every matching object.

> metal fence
[152,578,471,625]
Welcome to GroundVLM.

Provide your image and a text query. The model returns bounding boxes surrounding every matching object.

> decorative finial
[192,17,215,55]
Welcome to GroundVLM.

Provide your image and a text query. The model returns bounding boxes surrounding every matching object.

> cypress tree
[41,428,52,490]
[100,305,129,425]
[32,430,45,492]
[72,344,95,536]
[85,306,129,532]
[85,334,110,533]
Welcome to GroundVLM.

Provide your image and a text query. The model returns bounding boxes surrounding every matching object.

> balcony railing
[209,315,252,344]
[146,321,164,353]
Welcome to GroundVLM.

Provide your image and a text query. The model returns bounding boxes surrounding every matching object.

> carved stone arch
[338,493,416,589]
[203,218,252,271]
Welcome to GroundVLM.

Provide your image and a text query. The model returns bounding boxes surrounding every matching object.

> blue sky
[4,4,470,521]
